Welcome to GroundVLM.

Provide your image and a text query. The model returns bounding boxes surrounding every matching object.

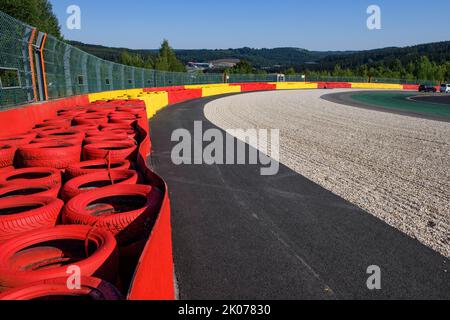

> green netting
[42,35,222,99]
[228,74,278,83]
[0,11,35,108]
[306,76,367,83]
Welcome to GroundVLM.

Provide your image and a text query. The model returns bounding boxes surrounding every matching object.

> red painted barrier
[231,83,277,92]
[0,95,175,300]
[168,89,203,105]
[0,96,90,138]
[126,124,175,300]
[317,82,352,89]
[403,84,419,91]
[144,86,185,92]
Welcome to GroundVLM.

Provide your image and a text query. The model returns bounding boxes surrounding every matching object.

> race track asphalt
[411,94,450,105]
[148,94,450,300]
[322,90,450,122]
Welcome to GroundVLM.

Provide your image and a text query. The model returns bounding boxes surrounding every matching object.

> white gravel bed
[204,89,450,258]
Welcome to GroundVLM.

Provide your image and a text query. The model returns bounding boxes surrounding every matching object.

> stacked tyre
[0,100,162,300]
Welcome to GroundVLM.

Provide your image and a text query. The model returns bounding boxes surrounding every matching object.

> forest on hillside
[70,41,450,82]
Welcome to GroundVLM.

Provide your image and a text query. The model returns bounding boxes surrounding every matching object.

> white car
[440,84,450,93]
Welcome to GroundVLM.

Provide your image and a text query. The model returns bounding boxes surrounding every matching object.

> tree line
[302,57,450,83]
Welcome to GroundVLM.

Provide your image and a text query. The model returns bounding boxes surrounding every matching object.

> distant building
[210,59,240,69]
[186,62,214,72]
[186,59,240,72]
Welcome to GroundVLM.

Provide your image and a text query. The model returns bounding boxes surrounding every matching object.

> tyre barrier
[0,225,118,290]
[61,170,139,201]
[0,196,64,243]
[0,277,124,300]
[63,184,162,245]
[0,98,174,300]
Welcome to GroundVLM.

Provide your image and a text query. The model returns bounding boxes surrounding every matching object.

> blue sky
[50,0,450,51]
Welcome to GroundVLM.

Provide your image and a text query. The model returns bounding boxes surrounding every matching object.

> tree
[284,67,296,75]
[227,60,253,74]
[445,62,450,82]
[119,51,151,68]
[154,40,186,72]
[0,0,62,38]
[416,56,433,81]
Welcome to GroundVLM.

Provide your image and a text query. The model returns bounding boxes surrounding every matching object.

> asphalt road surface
[410,94,450,105]
[322,90,450,122]
[148,94,449,300]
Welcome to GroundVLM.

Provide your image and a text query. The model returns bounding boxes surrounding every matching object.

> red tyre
[63,184,163,245]
[0,145,16,168]
[65,160,132,179]
[0,225,118,289]
[83,142,138,162]
[18,142,82,169]
[0,182,60,199]
[0,277,123,300]
[61,170,139,201]
[0,167,61,187]
[0,196,64,243]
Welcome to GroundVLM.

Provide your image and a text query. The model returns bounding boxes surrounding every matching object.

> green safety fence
[42,35,222,100]
[0,11,35,109]
[228,74,278,83]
